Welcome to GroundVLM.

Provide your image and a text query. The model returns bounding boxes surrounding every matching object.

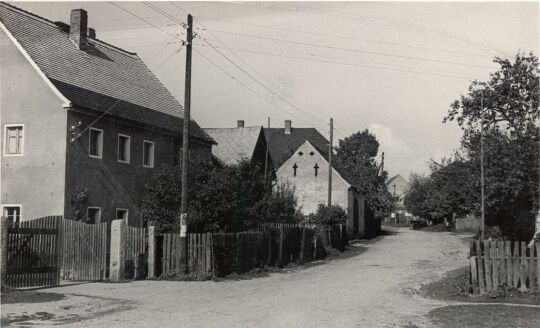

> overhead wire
[202,28,495,70]
[190,16,341,132]
[195,16,488,58]
[193,48,322,127]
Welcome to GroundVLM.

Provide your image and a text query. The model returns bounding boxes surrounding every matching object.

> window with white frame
[86,207,102,224]
[117,134,131,163]
[3,205,21,224]
[89,128,103,158]
[4,125,24,156]
[116,208,128,221]
[143,140,154,168]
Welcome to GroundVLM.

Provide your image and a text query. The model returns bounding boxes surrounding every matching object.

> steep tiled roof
[263,128,330,169]
[0,3,213,143]
[203,126,263,165]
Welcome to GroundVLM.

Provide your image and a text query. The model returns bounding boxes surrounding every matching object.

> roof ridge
[0,2,138,57]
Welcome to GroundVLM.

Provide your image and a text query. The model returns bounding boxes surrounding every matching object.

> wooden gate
[124,225,147,279]
[5,216,62,288]
[61,219,109,281]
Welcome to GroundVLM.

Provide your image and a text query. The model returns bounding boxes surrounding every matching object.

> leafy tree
[142,157,301,233]
[249,183,303,226]
[439,52,539,239]
[334,130,394,219]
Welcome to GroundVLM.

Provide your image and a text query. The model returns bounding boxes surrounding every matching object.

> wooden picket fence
[469,240,540,294]
[188,233,213,276]
[124,225,147,280]
[155,223,347,279]
[61,219,109,281]
[160,234,184,276]
[5,216,62,288]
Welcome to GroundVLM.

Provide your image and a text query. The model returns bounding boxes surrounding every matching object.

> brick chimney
[237,120,245,128]
[88,27,96,39]
[69,9,88,49]
[284,120,292,134]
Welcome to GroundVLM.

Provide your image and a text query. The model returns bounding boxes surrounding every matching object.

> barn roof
[203,126,264,165]
[0,2,213,143]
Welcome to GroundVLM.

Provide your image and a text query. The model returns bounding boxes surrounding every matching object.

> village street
[2,227,471,327]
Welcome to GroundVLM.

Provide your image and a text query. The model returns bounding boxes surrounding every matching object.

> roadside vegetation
[142,157,302,233]
[404,52,539,241]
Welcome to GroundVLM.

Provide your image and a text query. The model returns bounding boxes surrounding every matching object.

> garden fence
[469,240,540,294]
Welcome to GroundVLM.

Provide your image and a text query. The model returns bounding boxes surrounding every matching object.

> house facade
[265,120,376,237]
[277,140,368,236]
[0,4,214,226]
[386,174,412,222]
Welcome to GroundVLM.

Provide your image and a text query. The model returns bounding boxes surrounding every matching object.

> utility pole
[328,118,333,206]
[264,117,270,183]
[480,90,485,240]
[180,14,193,273]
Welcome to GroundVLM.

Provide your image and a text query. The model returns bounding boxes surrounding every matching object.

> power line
[195,16,487,58]
[193,48,317,127]
[193,38,482,79]
[143,2,186,27]
[203,38,347,132]
[203,28,495,70]
[193,19,338,131]
[195,43,477,80]
[109,2,181,40]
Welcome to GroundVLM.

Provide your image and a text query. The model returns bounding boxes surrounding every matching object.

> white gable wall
[276,141,350,215]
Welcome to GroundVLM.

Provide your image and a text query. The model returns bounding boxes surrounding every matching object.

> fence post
[147,226,156,279]
[0,217,8,285]
[299,224,306,264]
[110,219,126,282]
[278,225,284,267]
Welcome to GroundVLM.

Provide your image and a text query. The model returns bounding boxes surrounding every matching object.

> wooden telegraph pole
[180,14,193,273]
[480,90,485,240]
[328,118,333,205]
[264,117,270,183]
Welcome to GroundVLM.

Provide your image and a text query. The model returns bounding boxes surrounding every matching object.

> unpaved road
[1,227,471,327]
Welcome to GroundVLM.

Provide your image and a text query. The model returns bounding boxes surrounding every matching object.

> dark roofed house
[268,120,379,238]
[0,3,214,226]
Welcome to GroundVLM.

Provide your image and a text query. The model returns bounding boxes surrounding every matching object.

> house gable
[276,140,352,214]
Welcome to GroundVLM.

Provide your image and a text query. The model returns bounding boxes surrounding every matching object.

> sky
[12,1,539,179]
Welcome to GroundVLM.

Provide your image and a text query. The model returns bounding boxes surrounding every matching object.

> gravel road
[1,227,471,327]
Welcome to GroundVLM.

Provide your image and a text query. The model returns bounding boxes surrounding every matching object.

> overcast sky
[14,1,539,178]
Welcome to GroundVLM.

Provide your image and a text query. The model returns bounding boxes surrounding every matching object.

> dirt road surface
[1,227,471,327]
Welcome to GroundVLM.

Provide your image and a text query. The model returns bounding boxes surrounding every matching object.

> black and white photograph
[0,1,539,327]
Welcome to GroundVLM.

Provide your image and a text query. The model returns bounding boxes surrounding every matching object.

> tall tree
[334,130,394,220]
[443,52,539,239]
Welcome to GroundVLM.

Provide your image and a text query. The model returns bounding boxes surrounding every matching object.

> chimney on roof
[69,9,88,49]
[284,120,292,134]
[237,120,245,128]
[88,27,96,39]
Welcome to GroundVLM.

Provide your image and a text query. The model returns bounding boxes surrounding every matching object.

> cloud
[368,123,421,177]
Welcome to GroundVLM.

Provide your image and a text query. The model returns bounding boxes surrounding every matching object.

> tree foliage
[142,156,301,233]
[406,52,539,239]
[334,130,394,219]
[308,203,348,225]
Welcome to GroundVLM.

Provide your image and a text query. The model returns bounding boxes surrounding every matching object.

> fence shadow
[1,290,65,304]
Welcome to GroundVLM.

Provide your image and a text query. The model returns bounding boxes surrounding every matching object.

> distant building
[203,120,274,175]
[0,4,214,225]
[386,174,412,222]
